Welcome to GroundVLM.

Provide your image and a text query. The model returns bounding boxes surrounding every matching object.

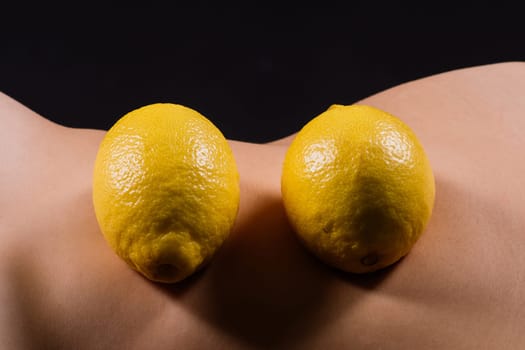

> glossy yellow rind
[282,104,435,273]
[93,103,240,283]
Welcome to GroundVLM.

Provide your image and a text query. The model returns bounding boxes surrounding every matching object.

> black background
[2,4,524,142]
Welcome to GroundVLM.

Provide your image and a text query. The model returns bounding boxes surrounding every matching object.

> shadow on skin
[156,193,398,348]
[6,249,54,349]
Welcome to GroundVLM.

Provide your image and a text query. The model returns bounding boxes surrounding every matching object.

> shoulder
[271,61,525,145]
[0,91,105,219]
[0,92,108,348]
[359,61,525,126]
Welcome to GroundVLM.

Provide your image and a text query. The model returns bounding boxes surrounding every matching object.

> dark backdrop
[2,4,524,142]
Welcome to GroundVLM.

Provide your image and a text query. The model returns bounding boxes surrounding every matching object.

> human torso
[1,62,524,349]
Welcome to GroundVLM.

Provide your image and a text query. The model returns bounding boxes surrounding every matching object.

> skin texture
[1,62,524,349]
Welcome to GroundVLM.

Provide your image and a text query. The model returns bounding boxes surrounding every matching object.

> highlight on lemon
[281,104,435,273]
[92,103,240,283]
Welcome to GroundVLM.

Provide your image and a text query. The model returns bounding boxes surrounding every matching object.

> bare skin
[1,62,524,349]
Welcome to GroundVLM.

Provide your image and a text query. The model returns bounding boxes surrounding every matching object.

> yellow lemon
[93,103,240,283]
[281,104,435,273]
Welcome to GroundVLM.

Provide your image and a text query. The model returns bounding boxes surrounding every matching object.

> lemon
[281,104,435,273]
[93,103,240,283]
